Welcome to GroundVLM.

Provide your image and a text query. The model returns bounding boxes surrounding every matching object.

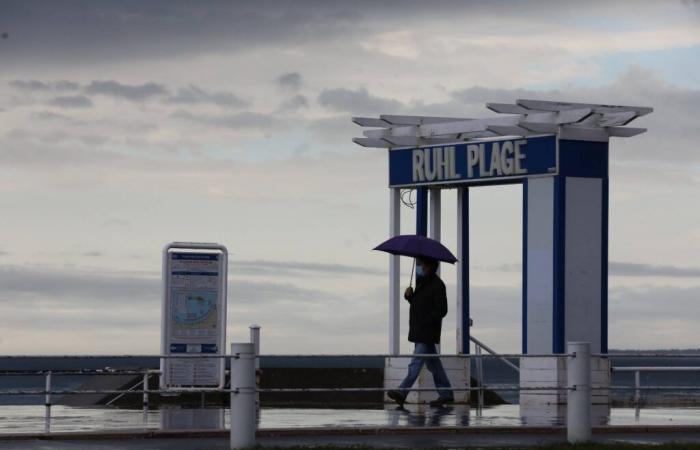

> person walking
[388,256,454,408]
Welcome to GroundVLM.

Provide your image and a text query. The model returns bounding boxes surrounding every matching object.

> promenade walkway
[1,426,700,449]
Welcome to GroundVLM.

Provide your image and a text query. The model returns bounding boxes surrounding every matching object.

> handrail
[470,335,520,372]
[105,375,146,406]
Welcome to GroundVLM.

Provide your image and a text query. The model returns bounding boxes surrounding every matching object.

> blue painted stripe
[522,180,528,354]
[601,177,609,354]
[172,253,219,261]
[460,188,470,355]
[552,176,566,354]
[416,187,428,236]
[171,271,218,276]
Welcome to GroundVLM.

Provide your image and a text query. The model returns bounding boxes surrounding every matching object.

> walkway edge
[1,425,700,441]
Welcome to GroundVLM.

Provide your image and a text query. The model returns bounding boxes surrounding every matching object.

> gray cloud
[318,87,403,114]
[171,110,276,129]
[0,261,698,351]
[47,95,93,108]
[0,264,334,308]
[165,84,250,108]
[84,80,168,101]
[9,80,80,92]
[610,262,700,278]
[277,72,302,90]
[31,111,72,121]
[277,95,308,113]
[232,259,385,277]
[0,1,368,67]
[478,261,700,278]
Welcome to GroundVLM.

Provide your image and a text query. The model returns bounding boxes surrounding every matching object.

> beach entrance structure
[352,99,652,405]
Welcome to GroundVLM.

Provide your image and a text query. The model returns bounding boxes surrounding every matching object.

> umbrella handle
[409,258,415,288]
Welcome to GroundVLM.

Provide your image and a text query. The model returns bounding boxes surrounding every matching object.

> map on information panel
[172,291,218,327]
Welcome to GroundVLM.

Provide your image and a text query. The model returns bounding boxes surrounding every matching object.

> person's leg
[424,343,454,401]
[397,343,427,398]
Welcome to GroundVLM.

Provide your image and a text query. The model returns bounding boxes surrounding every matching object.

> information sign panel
[161,243,228,389]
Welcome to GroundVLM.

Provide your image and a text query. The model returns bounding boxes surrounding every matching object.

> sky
[0,0,699,355]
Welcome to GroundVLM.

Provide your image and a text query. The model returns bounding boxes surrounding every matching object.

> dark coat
[405,273,448,344]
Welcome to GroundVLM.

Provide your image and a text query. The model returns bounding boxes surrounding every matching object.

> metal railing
[2,334,700,449]
[611,366,700,414]
[470,334,520,414]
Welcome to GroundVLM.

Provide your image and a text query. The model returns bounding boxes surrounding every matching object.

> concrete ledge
[1,425,700,441]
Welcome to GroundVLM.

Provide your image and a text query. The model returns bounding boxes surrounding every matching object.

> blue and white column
[520,139,611,414]
[522,139,609,355]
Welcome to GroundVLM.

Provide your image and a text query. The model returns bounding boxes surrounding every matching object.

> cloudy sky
[0,0,699,355]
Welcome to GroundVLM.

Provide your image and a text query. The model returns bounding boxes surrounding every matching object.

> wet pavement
[3,404,700,434]
[1,405,700,449]
[1,431,700,449]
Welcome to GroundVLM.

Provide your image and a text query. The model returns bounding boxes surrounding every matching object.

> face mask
[416,265,425,277]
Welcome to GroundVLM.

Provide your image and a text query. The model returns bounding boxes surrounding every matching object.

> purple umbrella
[373,234,458,264]
[374,234,457,287]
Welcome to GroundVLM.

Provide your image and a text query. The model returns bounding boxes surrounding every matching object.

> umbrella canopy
[373,234,458,264]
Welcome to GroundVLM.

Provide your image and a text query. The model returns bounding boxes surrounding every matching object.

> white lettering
[433,147,448,180]
[412,150,425,182]
[501,141,514,175]
[514,139,527,174]
[446,146,461,179]
[489,142,502,176]
[478,144,486,177]
[424,148,437,181]
[467,145,479,178]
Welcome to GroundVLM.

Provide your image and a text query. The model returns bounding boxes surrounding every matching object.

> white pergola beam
[486,103,533,114]
[379,115,471,125]
[517,99,653,117]
[606,126,647,137]
[352,99,652,148]
[487,125,532,136]
[352,117,389,127]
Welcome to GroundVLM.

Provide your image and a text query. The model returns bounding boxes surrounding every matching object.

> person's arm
[427,282,448,322]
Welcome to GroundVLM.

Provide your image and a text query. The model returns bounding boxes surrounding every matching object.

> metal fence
[2,341,700,449]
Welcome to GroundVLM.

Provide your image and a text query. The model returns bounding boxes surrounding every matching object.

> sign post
[161,242,228,390]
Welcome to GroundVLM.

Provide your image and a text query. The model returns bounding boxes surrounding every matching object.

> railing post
[249,324,261,370]
[567,342,591,443]
[634,370,640,407]
[142,372,149,428]
[249,324,261,417]
[230,343,256,449]
[475,345,484,413]
[44,371,52,433]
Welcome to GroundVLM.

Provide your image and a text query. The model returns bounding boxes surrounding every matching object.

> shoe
[387,390,406,407]
[429,397,453,408]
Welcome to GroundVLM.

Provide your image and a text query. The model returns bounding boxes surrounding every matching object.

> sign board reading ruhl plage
[388,135,557,187]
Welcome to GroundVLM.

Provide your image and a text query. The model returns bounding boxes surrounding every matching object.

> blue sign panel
[389,135,557,187]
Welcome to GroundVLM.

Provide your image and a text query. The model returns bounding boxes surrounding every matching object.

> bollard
[230,342,256,449]
[567,342,591,443]
[44,371,52,433]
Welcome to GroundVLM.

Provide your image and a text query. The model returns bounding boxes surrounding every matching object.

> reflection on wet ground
[1,404,700,434]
